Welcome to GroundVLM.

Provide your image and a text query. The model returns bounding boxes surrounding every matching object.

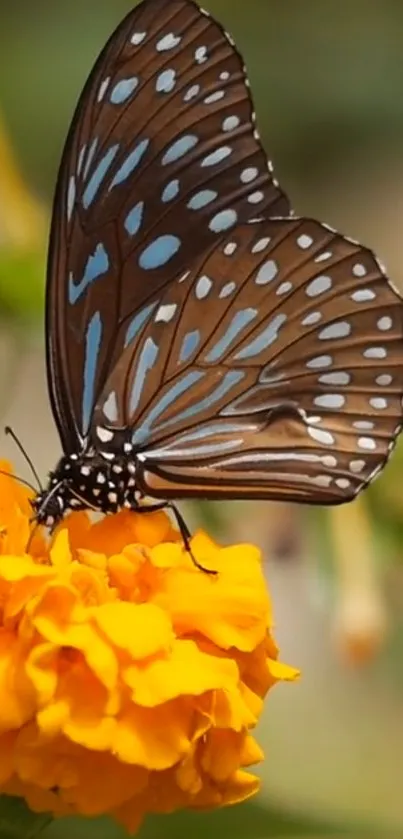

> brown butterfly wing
[46,0,290,452]
[91,216,403,503]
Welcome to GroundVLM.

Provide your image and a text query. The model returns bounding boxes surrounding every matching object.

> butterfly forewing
[92,217,403,504]
[46,0,290,452]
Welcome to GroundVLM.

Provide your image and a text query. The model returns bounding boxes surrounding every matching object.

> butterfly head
[31,451,139,529]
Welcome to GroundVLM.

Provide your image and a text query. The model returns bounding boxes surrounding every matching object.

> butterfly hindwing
[91,216,403,504]
[46,0,290,453]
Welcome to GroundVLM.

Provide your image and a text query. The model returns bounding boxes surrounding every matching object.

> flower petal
[152,548,269,651]
[94,601,174,659]
[0,461,297,830]
[114,701,193,769]
[123,639,239,706]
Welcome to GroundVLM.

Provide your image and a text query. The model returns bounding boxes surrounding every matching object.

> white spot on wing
[297,234,313,249]
[377,316,392,331]
[156,69,176,93]
[184,84,200,102]
[315,251,332,263]
[204,91,225,104]
[103,391,118,422]
[156,33,181,51]
[319,371,350,385]
[131,31,146,45]
[195,46,208,63]
[97,76,110,102]
[306,276,332,297]
[255,259,278,285]
[277,281,292,295]
[306,355,333,369]
[308,427,335,446]
[314,394,345,409]
[241,167,258,184]
[251,236,270,254]
[352,288,376,302]
[248,191,265,204]
[319,321,351,340]
[336,478,351,490]
[96,427,114,443]
[376,373,392,386]
[201,146,232,167]
[223,115,240,132]
[358,436,376,450]
[364,347,387,359]
[353,421,374,430]
[196,275,213,299]
[155,303,177,323]
[352,263,367,277]
[370,397,388,410]
[350,459,366,473]
[302,311,322,326]
[219,281,236,298]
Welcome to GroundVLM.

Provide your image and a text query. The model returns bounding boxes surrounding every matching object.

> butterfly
[31,0,403,549]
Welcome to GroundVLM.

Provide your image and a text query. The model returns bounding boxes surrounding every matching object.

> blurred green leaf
[0,248,45,319]
[0,796,51,838]
[40,801,373,839]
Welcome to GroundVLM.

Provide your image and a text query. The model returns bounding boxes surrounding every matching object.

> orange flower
[0,460,298,834]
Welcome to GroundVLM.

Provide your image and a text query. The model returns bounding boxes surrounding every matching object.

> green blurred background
[0,1,403,837]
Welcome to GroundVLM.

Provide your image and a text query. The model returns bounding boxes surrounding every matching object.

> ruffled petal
[0,462,298,834]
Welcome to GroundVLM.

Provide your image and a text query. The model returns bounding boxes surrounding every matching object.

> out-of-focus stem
[0,109,47,249]
[329,498,388,664]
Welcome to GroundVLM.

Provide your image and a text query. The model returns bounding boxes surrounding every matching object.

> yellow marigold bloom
[0,460,298,834]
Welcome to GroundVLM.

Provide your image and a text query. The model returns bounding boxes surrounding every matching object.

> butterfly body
[31,446,141,527]
[33,0,403,537]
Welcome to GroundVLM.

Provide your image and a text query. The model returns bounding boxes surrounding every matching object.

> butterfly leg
[137,501,216,575]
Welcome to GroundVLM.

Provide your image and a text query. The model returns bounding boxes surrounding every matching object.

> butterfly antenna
[0,468,36,493]
[4,426,42,490]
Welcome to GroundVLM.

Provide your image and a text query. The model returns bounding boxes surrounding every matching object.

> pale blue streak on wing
[110,76,139,104]
[149,421,250,457]
[179,330,200,363]
[124,302,158,347]
[176,421,249,442]
[187,189,217,210]
[81,137,98,179]
[164,370,246,427]
[103,390,118,422]
[139,235,181,269]
[82,311,103,435]
[77,143,87,177]
[129,337,159,416]
[67,176,76,222]
[205,309,258,362]
[162,135,198,165]
[209,209,237,232]
[201,146,232,167]
[156,69,176,93]
[162,179,180,203]
[124,200,144,236]
[132,370,205,446]
[69,243,109,305]
[134,370,245,446]
[109,139,149,190]
[83,144,119,208]
[149,439,242,459]
[234,314,287,359]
